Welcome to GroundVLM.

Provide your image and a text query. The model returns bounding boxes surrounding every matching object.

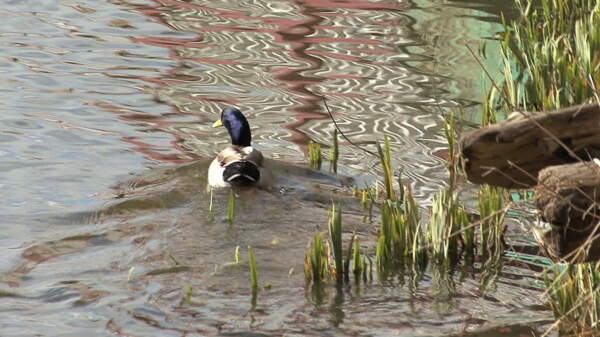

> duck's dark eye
[222,119,230,130]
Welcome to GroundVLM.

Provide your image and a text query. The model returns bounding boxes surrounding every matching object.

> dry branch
[461,103,600,188]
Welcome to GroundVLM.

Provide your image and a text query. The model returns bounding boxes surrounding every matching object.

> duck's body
[208,108,271,188]
[208,145,267,188]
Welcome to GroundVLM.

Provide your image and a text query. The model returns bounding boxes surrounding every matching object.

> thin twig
[320,95,378,157]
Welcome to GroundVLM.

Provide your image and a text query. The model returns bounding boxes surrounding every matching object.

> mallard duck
[208,107,271,188]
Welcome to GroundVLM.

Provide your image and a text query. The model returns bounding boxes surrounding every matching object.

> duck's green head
[212,107,252,147]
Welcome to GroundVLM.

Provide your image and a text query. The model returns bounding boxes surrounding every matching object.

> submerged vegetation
[308,141,322,170]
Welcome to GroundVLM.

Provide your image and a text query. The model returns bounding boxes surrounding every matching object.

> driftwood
[461,103,600,188]
[460,102,600,262]
[534,162,600,262]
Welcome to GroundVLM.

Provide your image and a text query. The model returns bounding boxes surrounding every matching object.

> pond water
[1,0,553,336]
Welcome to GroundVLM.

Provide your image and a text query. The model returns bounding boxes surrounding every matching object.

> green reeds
[443,111,460,189]
[328,203,343,284]
[482,0,600,328]
[461,208,475,263]
[478,185,507,261]
[478,185,508,291]
[329,129,339,173]
[299,114,513,293]
[376,136,396,200]
[484,0,600,118]
[248,246,258,308]
[352,234,372,282]
[426,188,464,268]
[304,233,330,284]
[359,188,376,223]
[375,186,423,274]
[424,188,474,295]
[309,141,322,170]
[227,189,235,224]
[544,262,600,334]
[302,203,345,285]
[167,250,182,266]
[396,170,405,204]
[352,235,363,278]
[304,205,372,285]
[234,245,241,264]
[183,282,193,302]
[403,185,420,242]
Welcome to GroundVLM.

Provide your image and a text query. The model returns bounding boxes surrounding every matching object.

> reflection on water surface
[0,0,553,336]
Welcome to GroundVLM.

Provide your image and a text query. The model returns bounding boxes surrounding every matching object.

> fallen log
[534,162,600,263]
[460,103,600,188]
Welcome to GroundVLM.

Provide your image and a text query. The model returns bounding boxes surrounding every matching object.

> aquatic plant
[299,101,512,294]
[376,136,396,201]
[478,185,507,260]
[309,141,322,170]
[426,188,466,269]
[350,234,372,283]
[305,206,374,286]
[329,129,339,173]
[375,186,424,276]
[396,170,405,206]
[0,289,19,298]
[343,231,354,283]
[372,138,427,277]
[375,200,399,273]
[544,262,600,334]
[352,234,363,278]
[483,0,600,118]
[443,110,461,189]
[304,233,330,284]
[478,185,508,291]
[248,246,258,308]
[183,282,193,302]
[461,208,476,264]
[358,188,376,223]
[234,245,241,264]
[167,250,183,266]
[328,203,343,284]
[127,267,135,282]
[227,189,235,224]
[475,0,600,329]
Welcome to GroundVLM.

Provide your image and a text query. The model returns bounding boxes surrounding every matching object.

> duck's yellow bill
[212,120,223,127]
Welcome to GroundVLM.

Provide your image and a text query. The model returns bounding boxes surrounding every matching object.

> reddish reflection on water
[130,0,419,159]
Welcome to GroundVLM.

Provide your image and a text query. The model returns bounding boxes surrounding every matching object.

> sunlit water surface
[0,0,553,336]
